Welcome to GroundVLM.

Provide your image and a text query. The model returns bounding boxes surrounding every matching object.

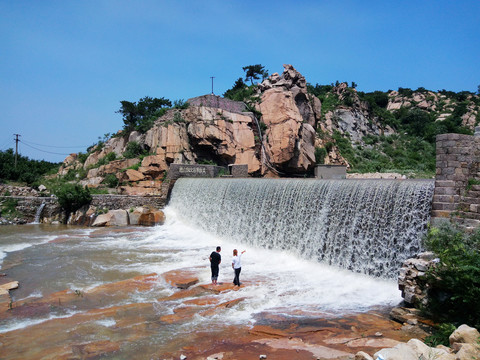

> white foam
[0,310,79,334]
[145,209,402,323]
[95,318,116,327]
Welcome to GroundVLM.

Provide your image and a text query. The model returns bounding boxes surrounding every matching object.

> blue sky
[1,0,479,162]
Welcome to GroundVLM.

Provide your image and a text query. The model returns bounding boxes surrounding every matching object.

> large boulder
[138,209,165,226]
[92,210,129,227]
[449,325,480,347]
[125,169,145,182]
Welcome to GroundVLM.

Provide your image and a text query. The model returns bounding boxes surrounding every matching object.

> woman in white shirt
[232,249,246,286]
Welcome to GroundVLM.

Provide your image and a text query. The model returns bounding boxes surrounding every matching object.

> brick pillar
[432,133,480,228]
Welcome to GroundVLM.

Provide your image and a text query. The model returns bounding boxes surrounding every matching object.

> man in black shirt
[209,246,221,285]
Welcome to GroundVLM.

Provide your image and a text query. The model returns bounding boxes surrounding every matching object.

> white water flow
[33,203,46,223]
[169,178,435,279]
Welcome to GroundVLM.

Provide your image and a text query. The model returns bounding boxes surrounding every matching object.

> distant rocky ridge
[57,64,479,194]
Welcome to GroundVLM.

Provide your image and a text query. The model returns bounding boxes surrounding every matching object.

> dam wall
[169,178,435,278]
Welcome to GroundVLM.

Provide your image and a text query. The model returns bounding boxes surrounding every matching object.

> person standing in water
[232,249,246,286]
[209,246,221,285]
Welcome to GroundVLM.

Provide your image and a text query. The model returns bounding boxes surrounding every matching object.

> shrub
[314,147,327,164]
[102,174,119,188]
[173,111,185,123]
[198,159,217,165]
[173,99,189,109]
[89,188,109,195]
[423,223,480,329]
[105,152,116,162]
[259,121,267,134]
[332,131,356,165]
[125,162,141,171]
[398,87,413,97]
[424,323,456,347]
[466,178,480,192]
[63,169,78,181]
[319,93,340,117]
[123,141,145,159]
[0,198,20,219]
[77,152,89,164]
[54,183,92,218]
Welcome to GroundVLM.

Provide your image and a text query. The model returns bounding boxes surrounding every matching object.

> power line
[0,138,13,150]
[19,140,72,156]
[21,139,91,149]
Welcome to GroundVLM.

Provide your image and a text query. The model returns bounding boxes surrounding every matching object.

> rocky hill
[58,64,480,194]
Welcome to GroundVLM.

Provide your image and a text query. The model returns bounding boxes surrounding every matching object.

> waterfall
[168,178,435,279]
[33,203,46,223]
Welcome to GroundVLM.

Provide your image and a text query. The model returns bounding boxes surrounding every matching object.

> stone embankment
[0,193,166,226]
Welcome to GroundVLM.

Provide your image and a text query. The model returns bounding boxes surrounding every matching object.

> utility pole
[13,134,20,168]
[210,76,215,95]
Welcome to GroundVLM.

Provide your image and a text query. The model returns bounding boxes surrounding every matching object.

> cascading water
[33,203,46,223]
[169,178,435,278]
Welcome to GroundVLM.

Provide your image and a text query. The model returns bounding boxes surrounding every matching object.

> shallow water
[0,209,403,358]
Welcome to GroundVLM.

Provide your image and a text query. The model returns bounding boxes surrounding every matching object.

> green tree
[314,147,327,164]
[117,96,172,133]
[223,77,247,100]
[0,149,59,185]
[54,183,92,221]
[423,223,480,329]
[242,64,268,85]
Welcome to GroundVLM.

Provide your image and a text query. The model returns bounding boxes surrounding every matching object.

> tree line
[0,149,59,185]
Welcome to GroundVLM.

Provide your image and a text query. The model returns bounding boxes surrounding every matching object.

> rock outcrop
[258,64,319,173]
[322,83,394,145]
[387,90,479,128]
[58,65,327,187]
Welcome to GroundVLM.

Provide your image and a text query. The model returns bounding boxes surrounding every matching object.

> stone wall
[0,196,59,223]
[433,132,480,228]
[168,164,227,180]
[90,194,166,210]
[0,194,167,224]
[314,165,347,179]
[187,94,247,114]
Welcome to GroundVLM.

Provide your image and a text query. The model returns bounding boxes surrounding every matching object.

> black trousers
[211,265,219,280]
[233,267,241,286]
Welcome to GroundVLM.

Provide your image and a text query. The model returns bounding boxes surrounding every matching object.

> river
[0,207,402,358]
